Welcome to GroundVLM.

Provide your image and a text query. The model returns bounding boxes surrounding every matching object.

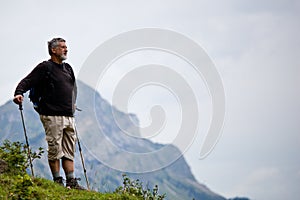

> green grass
[0,173,141,200]
[0,140,165,199]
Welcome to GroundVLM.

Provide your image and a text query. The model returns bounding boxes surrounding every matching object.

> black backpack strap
[63,63,75,81]
[62,62,77,106]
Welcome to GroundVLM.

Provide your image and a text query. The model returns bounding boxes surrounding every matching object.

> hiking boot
[53,176,64,187]
[66,178,86,190]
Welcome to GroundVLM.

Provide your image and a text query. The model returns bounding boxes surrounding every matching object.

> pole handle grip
[19,103,23,110]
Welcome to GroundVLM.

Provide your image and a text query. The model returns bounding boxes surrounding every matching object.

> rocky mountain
[0,80,226,200]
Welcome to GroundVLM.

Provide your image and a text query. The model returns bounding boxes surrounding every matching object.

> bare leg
[48,159,60,178]
[62,157,74,178]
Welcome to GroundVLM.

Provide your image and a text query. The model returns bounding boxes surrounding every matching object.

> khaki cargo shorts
[40,115,76,161]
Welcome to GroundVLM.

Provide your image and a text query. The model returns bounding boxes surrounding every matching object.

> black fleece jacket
[14,60,77,116]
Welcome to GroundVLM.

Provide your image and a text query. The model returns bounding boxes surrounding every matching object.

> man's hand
[13,95,23,105]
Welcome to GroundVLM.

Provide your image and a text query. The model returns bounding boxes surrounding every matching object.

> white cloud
[240,167,279,187]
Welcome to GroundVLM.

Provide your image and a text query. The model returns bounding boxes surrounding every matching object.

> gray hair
[48,38,66,55]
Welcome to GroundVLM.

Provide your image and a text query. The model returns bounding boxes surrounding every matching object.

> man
[13,37,84,190]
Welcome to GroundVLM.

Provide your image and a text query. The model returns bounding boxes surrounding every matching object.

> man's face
[52,41,68,60]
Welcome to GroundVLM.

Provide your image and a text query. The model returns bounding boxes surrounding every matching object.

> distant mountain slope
[0,80,225,200]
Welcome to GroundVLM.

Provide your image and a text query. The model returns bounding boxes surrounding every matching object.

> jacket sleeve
[73,80,77,102]
[14,62,46,96]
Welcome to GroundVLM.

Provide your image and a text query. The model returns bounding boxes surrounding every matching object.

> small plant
[8,173,36,199]
[0,139,44,175]
[115,174,166,200]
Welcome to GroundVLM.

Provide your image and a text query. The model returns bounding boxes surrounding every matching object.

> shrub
[0,139,44,175]
[115,174,166,200]
[0,140,44,199]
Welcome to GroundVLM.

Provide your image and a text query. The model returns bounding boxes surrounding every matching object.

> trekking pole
[18,103,34,177]
[74,122,90,190]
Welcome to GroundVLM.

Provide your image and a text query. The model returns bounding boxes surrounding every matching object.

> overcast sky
[1,1,300,199]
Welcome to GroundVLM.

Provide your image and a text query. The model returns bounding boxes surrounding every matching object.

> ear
[51,47,56,54]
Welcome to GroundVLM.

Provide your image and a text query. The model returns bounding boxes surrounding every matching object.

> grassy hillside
[0,140,165,200]
[0,173,140,200]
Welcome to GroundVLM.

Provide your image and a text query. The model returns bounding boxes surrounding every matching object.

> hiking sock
[52,171,61,180]
[66,171,75,180]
